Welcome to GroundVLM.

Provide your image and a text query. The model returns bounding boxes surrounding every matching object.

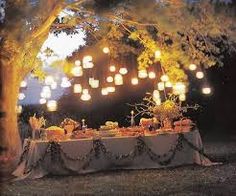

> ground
[1,132,236,196]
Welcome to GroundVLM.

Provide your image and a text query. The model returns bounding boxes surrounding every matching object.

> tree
[0,0,235,173]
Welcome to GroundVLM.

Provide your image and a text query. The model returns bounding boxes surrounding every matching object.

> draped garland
[18,133,211,175]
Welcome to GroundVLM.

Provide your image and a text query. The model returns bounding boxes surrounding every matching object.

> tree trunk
[0,63,21,175]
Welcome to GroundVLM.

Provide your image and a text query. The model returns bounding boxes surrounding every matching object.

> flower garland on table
[17,133,210,175]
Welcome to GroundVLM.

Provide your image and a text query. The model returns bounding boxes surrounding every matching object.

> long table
[13,129,212,180]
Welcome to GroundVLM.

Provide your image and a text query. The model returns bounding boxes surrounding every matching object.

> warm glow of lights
[165,81,172,88]
[81,92,91,101]
[179,94,186,101]
[161,75,169,82]
[83,55,92,63]
[106,76,114,83]
[196,71,204,79]
[148,71,156,79]
[16,105,22,114]
[202,87,212,95]
[138,69,148,79]
[82,55,93,69]
[119,68,128,75]
[20,81,27,88]
[51,82,57,90]
[61,77,71,88]
[107,86,116,93]
[90,79,99,88]
[39,98,47,104]
[73,84,82,93]
[155,50,161,59]
[101,88,109,95]
[71,66,83,77]
[114,74,123,85]
[189,64,197,71]
[131,77,139,85]
[103,47,110,54]
[173,82,186,95]
[45,76,54,85]
[153,90,160,99]
[47,100,57,112]
[18,93,25,100]
[75,60,81,66]
[42,86,51,92]
[41,86,51,98]
[109,65,116,72]
[157,82,165,91]
[154,98,161,106]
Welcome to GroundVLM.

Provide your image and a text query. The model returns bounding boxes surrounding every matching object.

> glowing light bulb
[61,77,71,88]
[47,100,57,112]
[148,71,156,79]
[165,81,172,88]
[18,93,25,100]
[119,68,128,75]
[154,98,161,106]
[109,65,116,72]
[153,90,160,99]
[202,87,211,95]
[161,75,169,82]
[16,105,22,114]
[196,71,204,79]
[155,50,161,59]
[81,93,91,101]
[138,69,148,79]
[114,74,123,85]
[71,66,83,77]
[179,94,186,101]
[101,88,109,95]
[75,60,81,66]
[20,81,27,88]
[39,98,47,104]
[107,86,116,93]
[189,64,197,71]
[73,84,82,93]
[103,47,110,54]
[91,79,99,88]
[131,77,139,85]
[82,89,89,94]
[83,55,93,69]
[106,76,113,83]
[157,82,165,91]
[45,76,54,85]
[173,82,186,95]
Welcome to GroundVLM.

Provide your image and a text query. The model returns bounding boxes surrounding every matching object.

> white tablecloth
[13,129,212,180]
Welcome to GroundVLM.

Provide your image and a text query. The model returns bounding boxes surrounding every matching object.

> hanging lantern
[202,87,211,95]
[106,76,113,83]
[109,65,116,72]
[91,79,99,88]
[160,75,169,82]
[18,93,25,100]
[157,82,165,91]
[103,47,110,54]
[45,76,54,85]
[119,68,128,75]
[20,80,27,88]
[131,77,139,85]
[39,98,47,104]
[107,86,116,93]
[165,81,172,88]
[114,74,123,85]
[101,88,109,95]
[71,66,83,77]
[148,71,156,79]
[196,71,204,79]
[155,50,161,60]
[16,105,23,114]
[189,64,197,71]
[51,82,57,90]
[47,100,57,112]
[179,94,186,101]
[73,84,82,93]
[61,77,71,88]
[75,60,81,66]
[138,69,148,79]
[173,82,186,95]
